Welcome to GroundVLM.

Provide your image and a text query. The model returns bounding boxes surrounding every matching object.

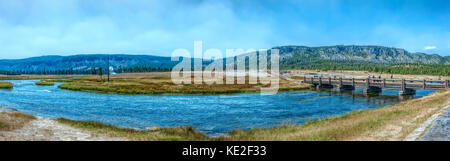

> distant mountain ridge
[0,54,179,73]
[273,45,449,64]
[0,45,448,74]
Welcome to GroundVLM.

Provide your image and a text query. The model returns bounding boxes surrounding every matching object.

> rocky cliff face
[273,45,449,64]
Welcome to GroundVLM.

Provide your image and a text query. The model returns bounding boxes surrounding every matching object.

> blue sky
[0,0,449,59]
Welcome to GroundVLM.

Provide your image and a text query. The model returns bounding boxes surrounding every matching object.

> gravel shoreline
[0,115,125,141]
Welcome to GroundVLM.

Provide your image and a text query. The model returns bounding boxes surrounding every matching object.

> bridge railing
[301,76,449,89]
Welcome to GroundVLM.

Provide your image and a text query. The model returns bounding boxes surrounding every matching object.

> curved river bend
[0,80,436,136]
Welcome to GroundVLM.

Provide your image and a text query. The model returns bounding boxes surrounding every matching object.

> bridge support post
[315,77,333,90]
[398,79,415,95]
[363,86,382,95]
[336,77,354,91]
[366,78,370,87]
[423,79,426,89]
[401,79,406,91]
[398,79,416,95]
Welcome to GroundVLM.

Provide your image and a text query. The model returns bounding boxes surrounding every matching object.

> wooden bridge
[302,76,449,95]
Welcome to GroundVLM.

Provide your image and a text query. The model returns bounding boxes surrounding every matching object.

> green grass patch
[35,81,55,86]
[0,82,13,89]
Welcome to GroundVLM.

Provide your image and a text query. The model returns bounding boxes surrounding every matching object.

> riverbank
[0,110,124,141]
[2,89,448,141]
[0,110,207,141]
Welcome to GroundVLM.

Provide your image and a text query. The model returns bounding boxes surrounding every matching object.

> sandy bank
[0,112,124,141]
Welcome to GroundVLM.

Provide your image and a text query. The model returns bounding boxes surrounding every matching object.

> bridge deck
[303,77,448,90]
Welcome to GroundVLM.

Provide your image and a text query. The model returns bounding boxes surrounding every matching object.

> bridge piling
[315,77,334,90]
[423,79,426,89]
[401,79,406,92]
[399,79,416,96]
[337,77,355,91]
[366,78,370,87]
[363,78,382,95]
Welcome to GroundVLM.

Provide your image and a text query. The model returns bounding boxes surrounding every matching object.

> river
[0,79,436,136]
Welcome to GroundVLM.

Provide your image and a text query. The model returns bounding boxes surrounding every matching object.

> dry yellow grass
[0,111,36,131]
[55,118,209,141]
[220,89,450,141]
[58,74,312,95]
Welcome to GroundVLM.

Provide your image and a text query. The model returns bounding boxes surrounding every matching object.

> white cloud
[0,0,274,59]
[424,46,437,50]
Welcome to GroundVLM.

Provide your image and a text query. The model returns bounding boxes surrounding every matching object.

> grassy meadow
[57,74,312,95]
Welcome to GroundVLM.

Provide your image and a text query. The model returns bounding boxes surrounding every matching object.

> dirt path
[419,107,450,141]
[0,116,125,141]
[351,90,450,141]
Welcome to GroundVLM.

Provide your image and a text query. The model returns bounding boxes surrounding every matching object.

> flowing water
[0,79,436,136]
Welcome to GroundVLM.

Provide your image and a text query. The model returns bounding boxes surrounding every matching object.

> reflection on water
[0,79,437,136]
